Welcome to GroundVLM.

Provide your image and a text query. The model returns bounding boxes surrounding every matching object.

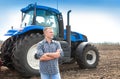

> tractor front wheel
[76,44,99,69]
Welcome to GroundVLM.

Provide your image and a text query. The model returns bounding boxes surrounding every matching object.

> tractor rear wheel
[12,33,43,77]
[76,44,99,69]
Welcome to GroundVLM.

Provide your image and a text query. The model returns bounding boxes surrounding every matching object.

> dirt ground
[0,44,120,79]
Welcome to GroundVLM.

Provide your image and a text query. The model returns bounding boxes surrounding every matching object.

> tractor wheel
[12,33,43,77]
[76,44,99,69]
[1,37,15,69]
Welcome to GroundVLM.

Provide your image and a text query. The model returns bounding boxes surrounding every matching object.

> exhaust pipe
[66,10,72,47]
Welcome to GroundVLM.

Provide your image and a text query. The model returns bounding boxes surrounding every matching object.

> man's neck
[45,37,52,43]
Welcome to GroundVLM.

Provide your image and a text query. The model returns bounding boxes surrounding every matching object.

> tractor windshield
[21,10,34,27]
[36,9,59,36]
[21,9,59,36]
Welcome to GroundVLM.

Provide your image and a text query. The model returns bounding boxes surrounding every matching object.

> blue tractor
[1,4,99,77]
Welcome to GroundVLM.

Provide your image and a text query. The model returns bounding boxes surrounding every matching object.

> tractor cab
[20,4,64,38]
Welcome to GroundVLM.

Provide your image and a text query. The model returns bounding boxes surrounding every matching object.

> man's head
[43,27,54,39]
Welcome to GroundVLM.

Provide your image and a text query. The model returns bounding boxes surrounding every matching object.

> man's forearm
[47,51,60,58]
[39,49,60,61]
[40,53,54,61]
[40,56,53,61]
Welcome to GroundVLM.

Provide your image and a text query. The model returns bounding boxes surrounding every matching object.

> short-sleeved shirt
[36,39,63,74]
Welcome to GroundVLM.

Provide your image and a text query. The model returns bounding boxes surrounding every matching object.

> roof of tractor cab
[21,4,60,14]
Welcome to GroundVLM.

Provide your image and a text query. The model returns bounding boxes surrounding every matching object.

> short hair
[43,27,53,33]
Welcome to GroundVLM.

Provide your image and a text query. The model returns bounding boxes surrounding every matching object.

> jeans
[40,72,61,79]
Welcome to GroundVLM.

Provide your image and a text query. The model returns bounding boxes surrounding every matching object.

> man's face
[45,29,54,39]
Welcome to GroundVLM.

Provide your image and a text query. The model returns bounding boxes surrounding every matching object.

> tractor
[0,3,99,77]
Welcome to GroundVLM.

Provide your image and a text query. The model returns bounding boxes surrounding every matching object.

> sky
[0,0,120,43]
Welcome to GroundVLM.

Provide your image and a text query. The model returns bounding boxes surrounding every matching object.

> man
[36,27,63,79]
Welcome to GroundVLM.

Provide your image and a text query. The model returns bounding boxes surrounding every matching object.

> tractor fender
[76,42,91,57]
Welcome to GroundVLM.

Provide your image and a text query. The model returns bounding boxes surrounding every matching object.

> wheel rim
[27,44,39,70]
[86,50,96,65]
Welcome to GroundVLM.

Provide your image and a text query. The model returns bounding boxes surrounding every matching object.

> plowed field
[0,44,120,79]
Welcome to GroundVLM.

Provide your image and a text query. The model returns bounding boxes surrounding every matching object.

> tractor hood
[4,25,44,36]
[4,28,21,36]
[64,30,88,42]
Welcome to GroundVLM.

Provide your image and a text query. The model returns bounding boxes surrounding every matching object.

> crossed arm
[39,49,60,61]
